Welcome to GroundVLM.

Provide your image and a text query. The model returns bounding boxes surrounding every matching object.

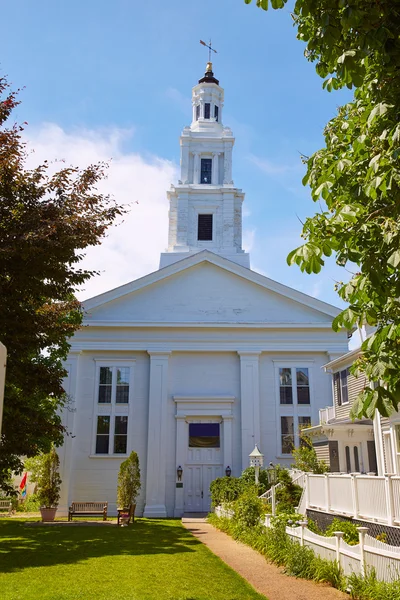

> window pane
[115,416,128,435]
[279,368,292,386]
[345,446,351,472]
[281,416,294,435]
[354,446,360,472]
[116,367,130,403]
[297,387,310,404]
[299,416,311,447]
[280,387,293,404]
[96,416,110,454]
[97,415,110,434]
[200,158,212,184]
[96,436,109,454]
[198,214,213,240]
[99,367,112,403]
[196,104,200,120]
[204,103,210,119]
[117,367,130,385]
[100,367,112,385]
[99,386,112,403]
[189,423,220,448]
[296,368,309,385]
[281,417,294,454]
[114,436,127,454]
[214,105,219,121]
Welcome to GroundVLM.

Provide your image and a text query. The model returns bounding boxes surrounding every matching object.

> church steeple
[159,63,250,270]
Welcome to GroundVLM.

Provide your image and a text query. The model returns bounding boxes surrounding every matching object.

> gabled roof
[82,249,342,319]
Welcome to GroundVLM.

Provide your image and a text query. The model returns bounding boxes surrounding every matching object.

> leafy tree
[292,433,328,474]
[0,77,126,493]
[245,0,400,416]
[117,451,141,508]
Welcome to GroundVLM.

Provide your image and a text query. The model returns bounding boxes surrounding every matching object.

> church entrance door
[185,464,222,512]
[184,420,223,512]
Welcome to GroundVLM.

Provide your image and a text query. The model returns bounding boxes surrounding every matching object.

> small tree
[36,447,62,508]
[292,433,329,474]
[117,451,141,508]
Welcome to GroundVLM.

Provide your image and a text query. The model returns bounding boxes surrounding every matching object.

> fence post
[351,474,360,519]
[324,473,331,512]
[384,474,394,526]
[299,521,307,547]
[265,513,271,529]
[272,485,276,516]
[305,473,310,510]
[357,527,369,578]
[333,532,344,569]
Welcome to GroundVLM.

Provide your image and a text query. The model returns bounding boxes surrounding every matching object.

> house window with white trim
[94,362,133,455]
[334,368,349,406]
[276,363,313,455]
[279,367,310,405]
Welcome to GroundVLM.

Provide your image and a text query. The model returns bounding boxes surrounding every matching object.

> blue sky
[2,0,354,312]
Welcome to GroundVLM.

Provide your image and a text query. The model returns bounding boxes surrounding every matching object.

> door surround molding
[173,395,234,517]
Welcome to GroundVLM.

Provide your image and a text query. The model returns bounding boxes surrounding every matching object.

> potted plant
[117,451,141,526]
[36,446,62,522]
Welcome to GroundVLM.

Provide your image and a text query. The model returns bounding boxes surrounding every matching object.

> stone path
[182,516,347,600]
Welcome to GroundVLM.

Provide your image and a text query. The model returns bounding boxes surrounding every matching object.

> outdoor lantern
[249,444,264,485]
[267,462,277,485]
[225,466,232,477]
[177,466,183,482]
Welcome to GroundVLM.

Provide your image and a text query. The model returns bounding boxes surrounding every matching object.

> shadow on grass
[0,518,201,573]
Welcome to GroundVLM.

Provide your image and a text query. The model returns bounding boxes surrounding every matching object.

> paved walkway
[182,516,347,600]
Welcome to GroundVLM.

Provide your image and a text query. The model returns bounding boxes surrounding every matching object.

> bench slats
[68,501,108,521]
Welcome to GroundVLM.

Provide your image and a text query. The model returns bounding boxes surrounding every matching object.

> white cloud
[165,87,191,115]
[25,124,177,300]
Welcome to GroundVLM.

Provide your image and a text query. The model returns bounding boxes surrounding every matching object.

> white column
[223,416,233,475]
[181,143,190,184]
[373,410,384,475]
[144,351,170,518]
[174,416,186,517]
[193,153,200,184]
[212,153,219,185]
[223,144,233,184]
[238,352,261,471]
[58,352,81,516]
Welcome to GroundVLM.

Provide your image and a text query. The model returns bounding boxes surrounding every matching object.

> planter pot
[40,507,57,522]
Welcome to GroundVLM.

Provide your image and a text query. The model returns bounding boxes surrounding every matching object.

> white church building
[58,62,349,517]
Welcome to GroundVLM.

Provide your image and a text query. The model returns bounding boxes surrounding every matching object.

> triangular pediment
[83,251,340,325]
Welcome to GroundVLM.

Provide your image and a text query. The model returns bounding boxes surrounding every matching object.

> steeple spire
[159,61,250,270]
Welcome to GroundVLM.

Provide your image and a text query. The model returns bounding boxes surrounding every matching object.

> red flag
[19,472,27,497]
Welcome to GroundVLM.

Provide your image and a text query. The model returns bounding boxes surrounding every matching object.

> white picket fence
[214,506,400,583]
[305,473,400,526]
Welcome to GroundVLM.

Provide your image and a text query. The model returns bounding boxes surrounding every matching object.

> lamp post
[249,444,264,485]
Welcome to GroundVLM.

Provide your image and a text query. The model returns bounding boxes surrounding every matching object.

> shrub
[233,489,264,530]
[239,466,269,495]
[292,433,329,474]
[17,493,40,512]
[348,568,400,600]
[326,518,359,545]
[117,451,141,508]
[275,468,303,513]
[210,476,244,507]
[376,532,388,544]
[36,447,62,508]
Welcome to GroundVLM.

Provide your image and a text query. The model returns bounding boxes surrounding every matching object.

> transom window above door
[189,423,220,448]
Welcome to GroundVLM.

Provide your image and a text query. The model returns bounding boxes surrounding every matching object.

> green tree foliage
[292,433,329,473]
[0,78,126,493]
[117,451,141,508]
[245,0,400,417]
[35,446,62,508]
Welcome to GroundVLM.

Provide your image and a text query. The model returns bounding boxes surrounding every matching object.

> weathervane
[200,39,217,62]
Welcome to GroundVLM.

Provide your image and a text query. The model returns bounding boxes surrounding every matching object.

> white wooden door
[185,464,222,512]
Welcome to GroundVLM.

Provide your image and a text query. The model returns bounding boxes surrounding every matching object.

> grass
[0,517,267,600]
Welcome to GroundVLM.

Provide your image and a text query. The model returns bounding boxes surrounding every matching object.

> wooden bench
[68,501,108,521]
[0,500,13,516]
[117,504,135,526]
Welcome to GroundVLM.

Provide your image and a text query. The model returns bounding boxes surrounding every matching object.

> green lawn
[0,518,267,600]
